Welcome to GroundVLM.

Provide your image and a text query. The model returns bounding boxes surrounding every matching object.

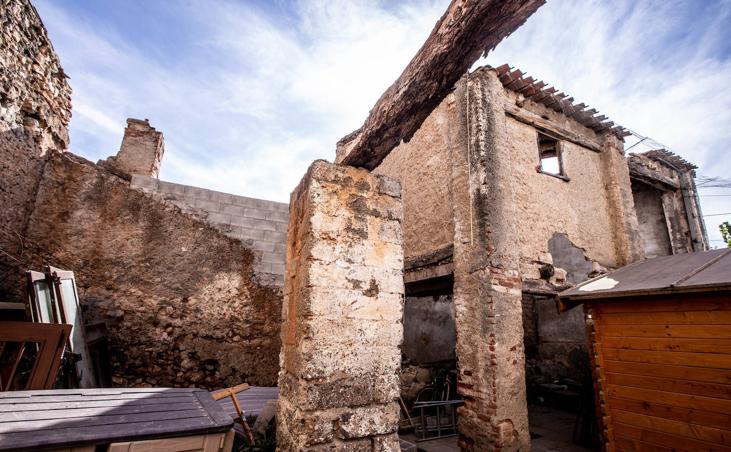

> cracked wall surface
[277,161,404,451]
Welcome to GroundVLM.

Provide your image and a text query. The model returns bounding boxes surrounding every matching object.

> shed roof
[559,249,731,307]
[0,388,233,450]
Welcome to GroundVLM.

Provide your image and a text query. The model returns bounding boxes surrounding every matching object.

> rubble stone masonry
[0,0,71,151]
[21,152,282,387]
[277,161,404,451]
[0,0,72,284]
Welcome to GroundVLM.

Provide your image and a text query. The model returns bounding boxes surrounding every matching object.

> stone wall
[131,175,287,286]
[0,0,71,152]
[0,0,72,293]
[374,94,455,260]
[18,152,282,388]
[277,161,404,451]
[452,73,530,451]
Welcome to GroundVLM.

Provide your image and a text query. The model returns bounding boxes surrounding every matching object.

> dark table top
[0,388,233,451]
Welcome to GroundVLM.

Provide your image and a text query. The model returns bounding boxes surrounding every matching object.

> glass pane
[33,280,55,323]
[58,280,78,324]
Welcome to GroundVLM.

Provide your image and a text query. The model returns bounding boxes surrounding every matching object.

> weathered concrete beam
[337,0,545,170]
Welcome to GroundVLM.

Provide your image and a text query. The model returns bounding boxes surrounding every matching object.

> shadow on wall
[0,133,283,388]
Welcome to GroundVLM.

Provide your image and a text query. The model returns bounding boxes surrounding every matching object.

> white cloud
[34,0,730,245]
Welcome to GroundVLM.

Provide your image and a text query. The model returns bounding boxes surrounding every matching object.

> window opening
[537,132,566,179]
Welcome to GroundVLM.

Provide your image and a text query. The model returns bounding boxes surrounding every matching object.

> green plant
[720,221,731,248]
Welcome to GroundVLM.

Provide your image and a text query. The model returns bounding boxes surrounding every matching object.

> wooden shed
[558,249,731,452]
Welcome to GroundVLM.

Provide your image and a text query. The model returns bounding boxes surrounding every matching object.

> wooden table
[0,388,234,451]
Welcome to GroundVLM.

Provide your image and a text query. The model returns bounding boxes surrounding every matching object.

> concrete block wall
[131,175,287,286]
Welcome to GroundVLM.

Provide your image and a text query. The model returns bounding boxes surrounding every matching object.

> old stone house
[336,64,707,448]
[1,0,711,450]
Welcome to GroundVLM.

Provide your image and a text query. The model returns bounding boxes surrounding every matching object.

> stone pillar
[599,134,644,265]
[451,71,530,451]
[277,160,404,451]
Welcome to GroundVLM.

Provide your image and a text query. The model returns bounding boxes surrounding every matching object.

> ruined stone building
[335,64,707,449]
[1,1,285,389]
[1,0,712,450]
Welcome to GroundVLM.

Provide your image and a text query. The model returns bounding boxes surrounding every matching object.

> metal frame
[413,399,463,442]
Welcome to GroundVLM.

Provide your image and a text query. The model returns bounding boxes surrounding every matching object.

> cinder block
[274,221,288,233]
[263,230,286,243]
[209,191,235,204]
[227,194,257,208]
[251,240,275,252]
[158,181,187,195]
[244,207,268,220]
[229,216,274,231]
[131,175,158,191]
[221,204,246,216]
[235,227,267,241]
[266,210,288,222]
[193,198,221,212]
[270,263,285,275]
[256,262,274,274]
[184,186,212,200]
[261,252,284,264]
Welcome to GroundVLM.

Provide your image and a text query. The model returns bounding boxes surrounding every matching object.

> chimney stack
[110,118,165,178]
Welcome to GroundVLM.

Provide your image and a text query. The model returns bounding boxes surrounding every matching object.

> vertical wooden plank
[586,303,613,452]
[202,433,222,452]
[221,429,235,452]
[108,443,132,452]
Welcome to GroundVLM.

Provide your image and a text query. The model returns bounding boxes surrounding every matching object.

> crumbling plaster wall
[500,83,642,280]
[631,181,673,258]
[21,152,282,388]
[628,153,699,255]
[507,117,617,269]
[374,94,455,260]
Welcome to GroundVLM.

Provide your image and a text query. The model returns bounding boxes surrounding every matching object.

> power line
[699,194,731,197]
[704,212,731,217]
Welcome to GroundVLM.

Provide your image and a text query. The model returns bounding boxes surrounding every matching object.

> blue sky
[33,0,731,247]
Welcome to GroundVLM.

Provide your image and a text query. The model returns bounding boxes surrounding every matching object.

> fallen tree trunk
[338,0,545,170]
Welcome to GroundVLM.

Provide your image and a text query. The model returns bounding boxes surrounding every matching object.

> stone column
[277,160,404,451]
[599,134,644,265]
[451,70,530,451]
